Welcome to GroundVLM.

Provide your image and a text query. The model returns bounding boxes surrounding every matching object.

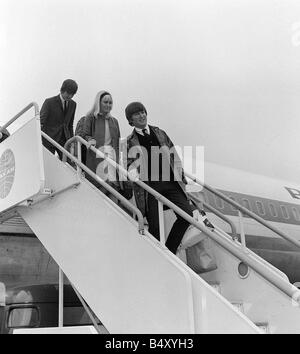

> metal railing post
[58,267,64,327]
[158,201,166,245]
[76,141,82,178]
[238,211,247,252]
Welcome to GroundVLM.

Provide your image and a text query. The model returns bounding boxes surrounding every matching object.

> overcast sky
[1,0,300,183]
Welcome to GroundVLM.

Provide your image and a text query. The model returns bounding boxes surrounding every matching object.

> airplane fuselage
[194,162,300,283]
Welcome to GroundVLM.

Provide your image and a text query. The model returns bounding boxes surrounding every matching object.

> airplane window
[292,208,300,221]
[269,203,278,217]
[256,201,265,215]
[242,198,251,211]
[213,195,224,209]
[280,205,289,219]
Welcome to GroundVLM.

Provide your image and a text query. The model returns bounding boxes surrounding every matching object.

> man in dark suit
[122,102,214,254]
[40,79,78,159]
[122,102,195,254]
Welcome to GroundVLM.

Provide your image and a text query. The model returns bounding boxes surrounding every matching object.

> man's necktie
[64,101,67,115]
[142,128,149,136]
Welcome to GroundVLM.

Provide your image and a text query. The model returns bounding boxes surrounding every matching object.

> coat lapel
[55,95,64,113]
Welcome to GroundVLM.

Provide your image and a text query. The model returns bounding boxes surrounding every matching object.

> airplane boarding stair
[1,103,300,333]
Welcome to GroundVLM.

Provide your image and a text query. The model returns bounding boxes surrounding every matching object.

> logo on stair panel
[0,149,15,199]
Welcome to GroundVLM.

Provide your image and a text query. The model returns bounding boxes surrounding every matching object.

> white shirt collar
[60,94,67,106]
[135,125,150,135]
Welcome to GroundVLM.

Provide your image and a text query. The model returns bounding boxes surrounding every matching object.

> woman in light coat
[83,91,121,194]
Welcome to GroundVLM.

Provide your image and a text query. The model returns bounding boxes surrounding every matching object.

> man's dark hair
[125,102,147,124]
[60,79,78,95]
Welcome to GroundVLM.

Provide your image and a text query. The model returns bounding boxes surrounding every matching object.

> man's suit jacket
[40,95,76,143]
[122,125,189,216]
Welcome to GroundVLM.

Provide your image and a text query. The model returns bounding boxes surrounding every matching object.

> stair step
[231,302,245,314]
[208,282,221,294]
[230,303,269,333]
[255,322,269,334]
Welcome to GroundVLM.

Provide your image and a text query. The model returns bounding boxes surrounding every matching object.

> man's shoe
[200,210,215,230]
[204,218,215,230]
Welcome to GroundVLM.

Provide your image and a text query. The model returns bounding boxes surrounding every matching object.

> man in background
[40,79,78,159]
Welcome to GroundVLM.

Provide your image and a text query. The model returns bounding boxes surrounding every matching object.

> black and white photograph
[1,0,300,336]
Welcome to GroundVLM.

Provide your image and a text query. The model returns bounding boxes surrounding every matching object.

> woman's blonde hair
[86,90,112,117]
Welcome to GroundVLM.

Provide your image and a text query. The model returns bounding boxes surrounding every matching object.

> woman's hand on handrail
[87,139,96,149]
[128,168,139,182]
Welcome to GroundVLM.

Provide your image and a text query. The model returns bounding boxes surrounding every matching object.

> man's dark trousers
[43,134,66,160]
[147,181,193,254]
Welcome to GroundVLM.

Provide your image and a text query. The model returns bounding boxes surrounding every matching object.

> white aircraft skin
[190,161,300,283]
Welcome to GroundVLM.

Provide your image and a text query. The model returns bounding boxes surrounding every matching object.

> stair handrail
[185,171,300,251]
[0,102,39,132]
[41,132,145,234]
[62,135,300,305]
